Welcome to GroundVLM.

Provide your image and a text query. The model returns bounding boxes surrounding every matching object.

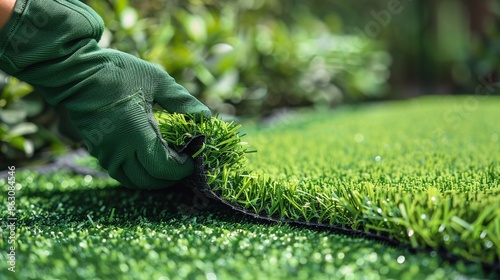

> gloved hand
[0,0,211,189]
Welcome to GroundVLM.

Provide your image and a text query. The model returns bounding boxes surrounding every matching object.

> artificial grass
[0,96,498,279]
[0,169,494,279]
[157,96,500,268]
[156,113,252,171]
[239,96,500,266]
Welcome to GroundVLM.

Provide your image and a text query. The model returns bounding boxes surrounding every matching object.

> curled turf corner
[156,112,252,170]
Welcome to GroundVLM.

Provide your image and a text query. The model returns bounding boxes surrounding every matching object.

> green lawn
[1,96,499,279]
[205,96,500,267]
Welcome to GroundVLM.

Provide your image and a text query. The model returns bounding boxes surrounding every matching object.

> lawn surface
[205,96,500,267]
[1,96,499,279]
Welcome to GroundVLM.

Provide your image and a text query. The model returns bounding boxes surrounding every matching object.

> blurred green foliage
[0,76,36,164]
[85,0,391,115]
[0,74,66,168]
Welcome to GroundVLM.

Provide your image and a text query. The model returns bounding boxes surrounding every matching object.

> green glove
[0,0,211,189]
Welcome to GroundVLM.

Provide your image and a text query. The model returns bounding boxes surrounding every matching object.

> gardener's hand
[64,51,211,189]
[0,0,210,189]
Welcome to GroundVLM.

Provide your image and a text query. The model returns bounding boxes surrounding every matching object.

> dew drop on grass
[375,156,382,162]
[396,255,405,264]
[337,252,345,260]
[408,229,414,237]
[480,230,487,239]
[485,241,493,248]
[420,214,427,220]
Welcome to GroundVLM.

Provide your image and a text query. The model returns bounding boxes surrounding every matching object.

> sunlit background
[1,0,499,167]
